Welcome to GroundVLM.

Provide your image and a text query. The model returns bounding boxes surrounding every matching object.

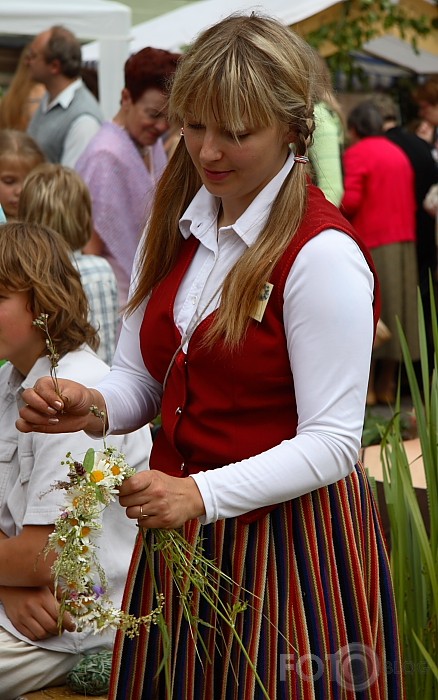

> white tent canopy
[82,0,438,77]
[83,0,339,58]
[0,0,131,119]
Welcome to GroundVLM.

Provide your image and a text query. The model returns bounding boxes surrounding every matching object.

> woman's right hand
[16,376,106,435]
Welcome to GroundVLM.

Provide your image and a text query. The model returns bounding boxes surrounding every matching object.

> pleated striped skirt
[109,463,404,699]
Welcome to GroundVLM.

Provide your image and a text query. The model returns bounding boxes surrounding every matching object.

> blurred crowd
[0,20,437,696]
[1,26,437,393]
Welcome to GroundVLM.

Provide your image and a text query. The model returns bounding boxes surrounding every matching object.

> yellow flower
[90,470,105,483]
[111,465,121,475]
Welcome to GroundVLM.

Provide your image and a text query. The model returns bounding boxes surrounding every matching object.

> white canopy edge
[363,35,438,75]
[83,1,438,80]
[82,0,340,58]
[0,0,132,118]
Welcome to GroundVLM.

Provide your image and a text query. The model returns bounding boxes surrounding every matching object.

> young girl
[19,163,120,365]
[0,222,151,697]
[0,129,45,220]
[18,14,403,700]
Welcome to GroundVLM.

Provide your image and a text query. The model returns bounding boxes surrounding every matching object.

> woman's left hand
[118,470,206,529]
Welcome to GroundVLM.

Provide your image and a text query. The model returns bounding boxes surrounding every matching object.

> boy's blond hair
[19,163,93,251]
[0,222,99,357]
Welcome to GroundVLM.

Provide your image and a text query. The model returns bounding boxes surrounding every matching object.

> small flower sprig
[33,313,61,397]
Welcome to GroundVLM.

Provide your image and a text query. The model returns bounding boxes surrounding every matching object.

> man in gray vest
[27,26,103,167]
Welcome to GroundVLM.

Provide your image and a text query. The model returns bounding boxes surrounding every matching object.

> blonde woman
[18,14,402,700]
[0,45,45,131]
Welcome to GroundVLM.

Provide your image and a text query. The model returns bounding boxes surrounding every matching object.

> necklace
[162,285,222,390]
[163,218,227,390]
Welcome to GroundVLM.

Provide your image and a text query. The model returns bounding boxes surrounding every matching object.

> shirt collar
[179,150,295,247]
[7,356,51,399]
[43,78,83,112]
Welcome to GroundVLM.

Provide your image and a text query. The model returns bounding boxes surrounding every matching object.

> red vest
[140,185,379,523]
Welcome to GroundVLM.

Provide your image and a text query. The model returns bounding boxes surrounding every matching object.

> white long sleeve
[99,226,373,523]
[98,154,374,523]
[191,230,374,522]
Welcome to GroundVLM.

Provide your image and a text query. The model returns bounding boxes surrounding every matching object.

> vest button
[175,406,182,415]
[180,462,185,471]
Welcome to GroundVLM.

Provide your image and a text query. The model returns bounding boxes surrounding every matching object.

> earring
[180,127,184,136]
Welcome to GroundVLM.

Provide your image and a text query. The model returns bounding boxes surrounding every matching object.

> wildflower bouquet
[34,313,272,698]
[46,445,164,636]
[34,313,164,636]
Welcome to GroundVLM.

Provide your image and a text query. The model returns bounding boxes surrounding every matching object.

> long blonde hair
[128,13,320,347]
[0,46,45,130]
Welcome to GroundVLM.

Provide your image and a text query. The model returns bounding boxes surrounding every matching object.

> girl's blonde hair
[128,13,320,347]
[19,164,93,251]
[0,222,99,357]
[0,129,45,170]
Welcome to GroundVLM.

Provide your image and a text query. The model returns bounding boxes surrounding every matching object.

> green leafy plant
[380,282,438,697]
[306,0,432,89]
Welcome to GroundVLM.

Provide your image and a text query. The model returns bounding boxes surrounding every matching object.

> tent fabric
[363,35,438,74]
[82,0,339,58]
[0,0,132,118]
[82,0,438,77]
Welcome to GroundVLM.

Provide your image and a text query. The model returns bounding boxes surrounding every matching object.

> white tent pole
[97,37,128,119]
[0,0,132,122]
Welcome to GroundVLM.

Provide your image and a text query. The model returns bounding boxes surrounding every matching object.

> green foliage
[381,282,438,697]
[307,0,432,89]
[362,408,413,447]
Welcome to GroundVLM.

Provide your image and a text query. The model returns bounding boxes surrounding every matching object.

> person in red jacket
[342,99,419,405]
[16,14,403,700]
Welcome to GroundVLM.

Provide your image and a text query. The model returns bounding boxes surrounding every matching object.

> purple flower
[93,585,106,598]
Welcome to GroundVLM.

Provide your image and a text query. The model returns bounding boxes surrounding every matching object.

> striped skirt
[109,463,404,700]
